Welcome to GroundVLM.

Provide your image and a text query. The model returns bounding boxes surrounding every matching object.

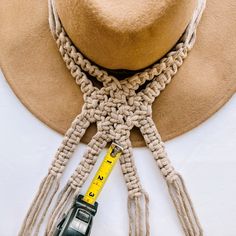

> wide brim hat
[0,0,236,147]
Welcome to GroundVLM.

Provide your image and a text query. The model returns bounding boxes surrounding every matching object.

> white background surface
[0,69,236,236]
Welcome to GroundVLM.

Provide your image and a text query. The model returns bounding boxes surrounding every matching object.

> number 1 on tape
[83,142,123,205]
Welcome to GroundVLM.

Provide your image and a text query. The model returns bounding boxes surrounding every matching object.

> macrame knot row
[57,27,189,98]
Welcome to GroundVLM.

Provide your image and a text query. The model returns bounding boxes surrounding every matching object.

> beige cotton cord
[18,0,206,235]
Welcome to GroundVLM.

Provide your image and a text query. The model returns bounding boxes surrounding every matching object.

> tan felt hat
[0,0,236,147]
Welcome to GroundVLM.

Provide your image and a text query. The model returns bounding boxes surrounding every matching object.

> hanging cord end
[168,173,203,236]
[127,191,150,236]
[18,173,60,236]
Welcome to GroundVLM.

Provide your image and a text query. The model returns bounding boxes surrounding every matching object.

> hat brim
[0,0,236,147]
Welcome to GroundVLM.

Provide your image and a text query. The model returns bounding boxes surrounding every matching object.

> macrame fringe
[46,185,76,235]
[18,174,59,236]
[128,192,150,236]
[168,174,203,236]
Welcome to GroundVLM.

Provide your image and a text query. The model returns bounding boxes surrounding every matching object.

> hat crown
[56,0,197,70]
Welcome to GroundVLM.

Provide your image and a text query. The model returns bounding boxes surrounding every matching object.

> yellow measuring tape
[83,142,123,205]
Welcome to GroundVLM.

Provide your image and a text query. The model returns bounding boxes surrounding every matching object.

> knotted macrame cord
[19,0,206,235]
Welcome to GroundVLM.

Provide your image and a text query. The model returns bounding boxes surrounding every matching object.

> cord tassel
[18,175,58,236]
[128,192,150,236]
[30,178,60,235]
[168,174,203,236]
[46,185,75,235]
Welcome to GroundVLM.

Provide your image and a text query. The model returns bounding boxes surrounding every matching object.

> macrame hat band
[18,0,206,235]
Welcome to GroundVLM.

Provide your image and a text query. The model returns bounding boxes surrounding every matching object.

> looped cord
[18,0,206,235]
[48,0,205,94]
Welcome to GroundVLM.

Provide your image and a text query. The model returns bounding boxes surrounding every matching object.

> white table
[0,70,235,236]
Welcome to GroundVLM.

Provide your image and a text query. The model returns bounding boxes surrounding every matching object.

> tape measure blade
[83,143,123,205]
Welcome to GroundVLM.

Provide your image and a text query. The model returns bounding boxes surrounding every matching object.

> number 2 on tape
[83,142,123,205]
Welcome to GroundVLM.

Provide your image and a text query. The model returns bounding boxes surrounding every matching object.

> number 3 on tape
[83,142,123,205]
